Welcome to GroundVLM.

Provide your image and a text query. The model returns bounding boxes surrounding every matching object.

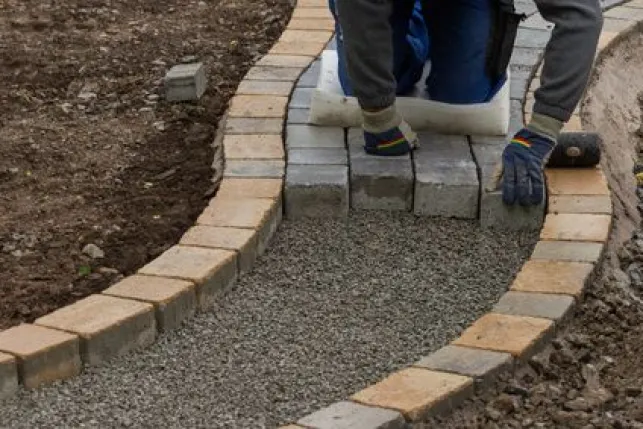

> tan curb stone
[510,260,594,297]
[228,95,288,118]
[597,31,619,51]
[245,66,303,82]
[604,5,643,20]
[548,195,612,214]
[0,352,18,398]
[217,178,282,200]
[257,54,315,68]
[138,246,237,310]
[225,117,283,135]
[0,324,81,388]
[270,41,327,57]
[280,30,334,43]
[545,168,609,195]
[292,8,333,19]
[223,134,285,160]
[287,18,335,31]
[414,345,513,392]
[35,295,156,366]
[453,313,554,358]
[531,240,604,263]
[296,0,327,6]
[224,160,286,178]
[562,115,583,132]
[493,291,575,321]
[198,197,275,229]
[278,426,305,429]
[540,214,611,243]
[102,275,197,333]
[180,226,258,274]
[237,80,294,97]
[350,368,474,421]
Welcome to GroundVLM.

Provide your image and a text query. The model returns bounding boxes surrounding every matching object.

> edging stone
[0,352,18,398]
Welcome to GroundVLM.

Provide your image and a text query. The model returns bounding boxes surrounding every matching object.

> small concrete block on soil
[286,125,345,148]
[0,324,80,388]
[531,240,604,264]
[285,164,349,218]
[348,129,413,211]
[545,168,609,196]
[351,368,473,421]
[217,178,282,200]
[453,313,554,359]
[228,95,288,118]
[288,148,347,165]
[548,195,612,215]
[164,62,206,102]
[414,345,513,391]
[102,275,197,333]
[297,401,405,429]
[298,60,321,88]
[180,225,258,274]
[413,134,479,219]
[224,160,285,179]
[290,88,313,109]
[35,295,156,367]
[138,246,237,310]
[0,352,18,398]
[288,108,311,125]
[511,260,594,297]
[604,5,643,20]
[540,214,611,243]
[224,118,283,135]
[493,291,575,321]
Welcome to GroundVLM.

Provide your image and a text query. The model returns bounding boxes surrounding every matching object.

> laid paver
[520,13,554,31]
[548,195,612,214]
[245,66,302,82]
[236,80,294,97]
[291,8,333,19]
[297,60,321,88]
[511,259,594,297]
[280,29,334,43]
[224,117,283,135]
[348,128,413,211]
[223,134,285,160]
[453,313,554,359]
[138,246,237,310]
[531,240,604,264]
[216,178,282,200]
[604,5,643,19]
[288,108,311,125]
[285,164,349,218]
[288,148,347,165]
[510,47,543,69]
[102,275,197,333]
[35,295,155,366]
[510,76,529,100]
[270,41,327,57]
[0,324,79,388]
[515,27,551,49]
[0,352,18,398]
[540,213,611,242]
[413,134,478,219]
[180,225,258,274]
[297,401,405,429]
[290,87,313,109]
[164,62,206,102]
[286,125,345,148]
[257,54,314,68]
[287,18,335,31]
[228,95,288,118]
[493,291,575,321]
[351,367,474,421]
[224,160,286,178]
[545,168,609,195]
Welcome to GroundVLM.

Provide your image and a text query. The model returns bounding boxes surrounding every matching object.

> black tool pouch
[486,0,526,82]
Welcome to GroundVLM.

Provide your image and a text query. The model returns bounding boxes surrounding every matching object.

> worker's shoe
[362,105,418,156]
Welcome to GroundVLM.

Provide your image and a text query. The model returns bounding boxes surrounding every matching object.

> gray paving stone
[510,47,543,69]
[515,28,551,49]
[470,138,545,230]
[224,160,285,179]
[510,99,525,135]
[531,240,603,264]
[510,76,529,100]
[604,5,643,19]
[286,125,345,149]
[515,0,538,16]
[415,345,513,392]
[520,13,554,31]
[245,66,301,82]
[297,401,405,429]
[326,34,338,50]
[288,108,311,125]
[413,134,479,219]
[289,87,313,109]
[298,60,321,88]
[285,164,349,218]
[164,62,207,102]
[288,148,347,165]
[0,353,18,399]
[493,291,575,321]
[224,117,282,135]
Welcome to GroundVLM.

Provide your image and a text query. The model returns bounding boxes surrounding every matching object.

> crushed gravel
[0,211,537,429]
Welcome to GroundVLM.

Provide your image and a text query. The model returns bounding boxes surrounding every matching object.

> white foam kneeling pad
[309,50,510,136]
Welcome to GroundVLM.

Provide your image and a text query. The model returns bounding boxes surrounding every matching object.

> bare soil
[0,0,293,329]
[415,27,643,429]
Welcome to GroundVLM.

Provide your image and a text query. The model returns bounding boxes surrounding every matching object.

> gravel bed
[0,211,537,428]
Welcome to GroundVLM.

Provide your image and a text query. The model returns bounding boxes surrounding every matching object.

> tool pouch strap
[486,0,526,81]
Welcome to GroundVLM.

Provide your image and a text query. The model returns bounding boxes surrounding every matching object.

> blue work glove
[501,128,556,206]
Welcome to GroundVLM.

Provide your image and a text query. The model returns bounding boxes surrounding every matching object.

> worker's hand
[500,129,555,206]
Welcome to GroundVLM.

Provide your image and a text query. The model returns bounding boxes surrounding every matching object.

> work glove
[497,128,556,206]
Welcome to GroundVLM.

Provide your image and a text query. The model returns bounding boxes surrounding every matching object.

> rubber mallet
[546,132,602,168]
